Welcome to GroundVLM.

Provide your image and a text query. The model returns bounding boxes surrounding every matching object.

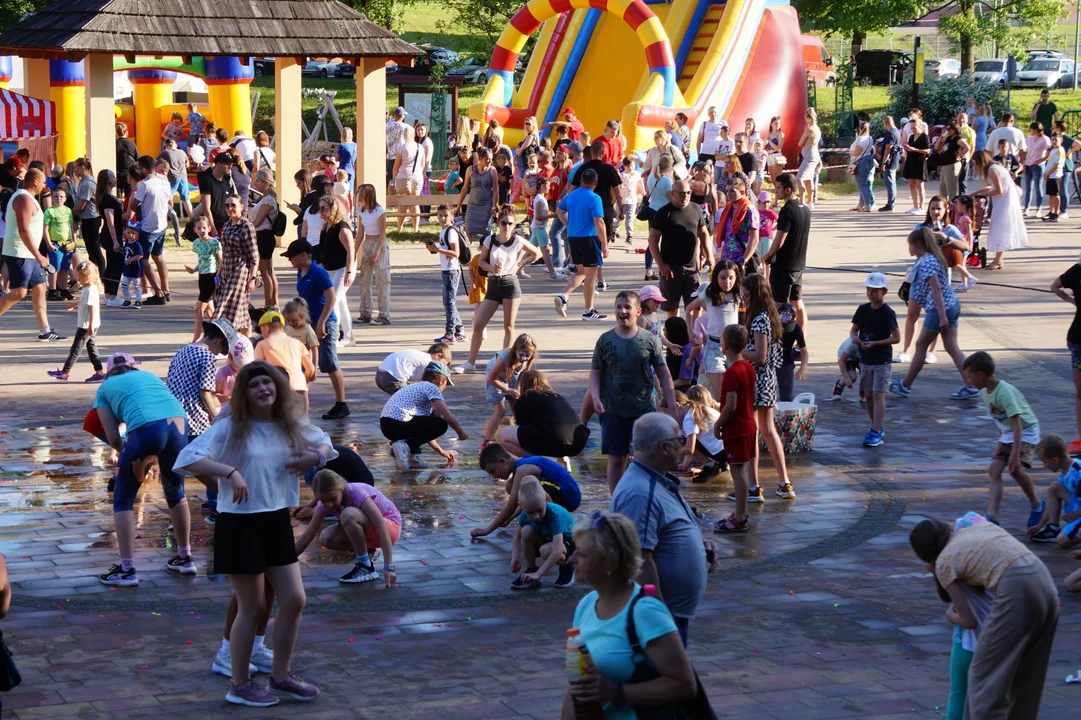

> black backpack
[270,204,287,236]
[443,226,470,266]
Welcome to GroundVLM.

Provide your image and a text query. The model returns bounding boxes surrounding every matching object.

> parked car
[925,58,961,79]
[447,56,489,83]
[302,60,341,78]
[1026,49,1068,61]
[854,50,911,86]
[426,47,460,65]
[254,58,275,77]
[335,62,355,78]
[1015,58,1076,88]
[973,58,1009,85]
[801,35,835,86]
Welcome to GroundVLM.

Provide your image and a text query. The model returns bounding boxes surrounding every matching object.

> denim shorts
[318,318,340,373]
[139,229,166,257]
[484,275,522,303]
[703,337,726,374]
[923,302,961,332]
[530,227,549,248]
[3,255,46,289]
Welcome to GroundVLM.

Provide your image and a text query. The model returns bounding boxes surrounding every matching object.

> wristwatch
[383,564,395,572]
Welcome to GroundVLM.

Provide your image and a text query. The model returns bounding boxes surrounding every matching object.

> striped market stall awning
[0,88,56,140]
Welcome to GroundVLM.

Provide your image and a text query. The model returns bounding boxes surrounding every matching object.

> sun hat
[864,272,889,289]
[106,352,139,373]
[638,285,667,303]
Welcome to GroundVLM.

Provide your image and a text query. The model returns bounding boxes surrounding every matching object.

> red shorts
[366,520,402,550]
[722,433,758,465]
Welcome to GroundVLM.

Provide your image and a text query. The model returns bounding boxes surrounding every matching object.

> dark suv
[854,50,912,86]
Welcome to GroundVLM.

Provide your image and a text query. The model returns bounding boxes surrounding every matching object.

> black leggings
[62,328,103,374]
[80,218,104,276]
[103,240,123,297]
[380,415,448,454]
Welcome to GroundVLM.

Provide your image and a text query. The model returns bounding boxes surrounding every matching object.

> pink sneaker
[226,680,279,707]
[269,673,319,701]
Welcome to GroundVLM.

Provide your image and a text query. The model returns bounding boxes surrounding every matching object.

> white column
[275,57,303,221]
[85,54,115,175]
[357,57,387,206]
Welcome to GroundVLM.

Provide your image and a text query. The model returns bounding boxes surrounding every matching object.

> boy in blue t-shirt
[474,443,581,539]
[1030,434,1081,548]
[444,158,462,195]
[511,478,576,590]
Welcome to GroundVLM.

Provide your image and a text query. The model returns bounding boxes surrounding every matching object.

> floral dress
[746,311,783,407]
[212,218,258,332]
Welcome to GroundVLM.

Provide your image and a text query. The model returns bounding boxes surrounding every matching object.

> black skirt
[213,508,298,575]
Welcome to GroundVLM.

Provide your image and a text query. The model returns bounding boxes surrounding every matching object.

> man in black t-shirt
[570,141,622,237]
[764,174,811,325]
[115,123,139,197]
[647,177,709,315]
[734,133,759,186]
[198,153,237,234]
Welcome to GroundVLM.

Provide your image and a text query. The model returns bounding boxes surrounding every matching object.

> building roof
[0,0,421,61]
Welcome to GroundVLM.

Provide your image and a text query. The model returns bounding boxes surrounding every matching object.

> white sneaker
[550,272,567,281]
[892,352,910,363]
[390,440,410,469]
[249,646,274,674]
[925,351,938,364]
[517,270,531,279]
[212,647,258,678]
[957,276,977,293]
[105,297,125,307]
[454,360,476,374]
[905,207,922,215]
[554,295,568,318]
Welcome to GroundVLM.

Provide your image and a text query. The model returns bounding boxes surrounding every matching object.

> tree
[0,0,51,33]
[443,0,525,53]
[938,0,1067,70]
[792,0,929,51]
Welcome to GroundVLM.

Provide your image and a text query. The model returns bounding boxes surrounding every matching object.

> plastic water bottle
[565,628,604,719]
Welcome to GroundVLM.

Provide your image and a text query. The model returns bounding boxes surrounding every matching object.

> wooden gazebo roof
[0,0,421,62]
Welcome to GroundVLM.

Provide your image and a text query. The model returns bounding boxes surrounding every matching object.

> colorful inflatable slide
[469,0,809,157]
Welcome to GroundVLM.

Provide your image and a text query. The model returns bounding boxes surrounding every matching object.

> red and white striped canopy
[0,88,56,140]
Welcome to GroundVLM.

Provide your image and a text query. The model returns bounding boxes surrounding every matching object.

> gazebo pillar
[85,53,115,176]
[357,57,387,205]
[22,58,50,100]
[275,57,303,224]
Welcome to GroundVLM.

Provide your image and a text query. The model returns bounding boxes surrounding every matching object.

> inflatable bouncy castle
[470,0,811,157]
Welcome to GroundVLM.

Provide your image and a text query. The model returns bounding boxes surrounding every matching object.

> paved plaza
[0,194,1080,718]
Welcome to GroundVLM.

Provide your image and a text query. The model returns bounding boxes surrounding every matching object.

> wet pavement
[1,193,1080,718]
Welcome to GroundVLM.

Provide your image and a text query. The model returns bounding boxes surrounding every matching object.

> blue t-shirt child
[1060,458,1081,517]
[296,263,337,324]
[518,501,575,541]
[187,111,206,138]
[336,141,357,183]
[516,456,582,511]
[445,170,462,195]
[123,239,144,278]
[94,370,186,432]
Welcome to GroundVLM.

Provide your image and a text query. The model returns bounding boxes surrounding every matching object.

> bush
[886,72,1005,127]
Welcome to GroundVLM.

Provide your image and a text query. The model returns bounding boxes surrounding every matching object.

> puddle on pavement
[0,411,861,558]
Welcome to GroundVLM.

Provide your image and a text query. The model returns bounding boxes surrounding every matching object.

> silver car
[973,58,1008,85]
[1015,58,1076,88]
[925,58,961,79]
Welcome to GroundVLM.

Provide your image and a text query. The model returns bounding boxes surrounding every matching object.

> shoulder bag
[623,588,716,720]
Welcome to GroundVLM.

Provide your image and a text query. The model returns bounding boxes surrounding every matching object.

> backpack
[270,201,287,236]
[444,226,470,266]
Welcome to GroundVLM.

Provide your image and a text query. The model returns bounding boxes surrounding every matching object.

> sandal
[714,514,749,534]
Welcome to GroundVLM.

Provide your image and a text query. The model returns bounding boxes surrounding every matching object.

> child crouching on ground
[48,258,106,382]
[511,477,576,590]
[680,385,727,482]
[294,469,401,587]
[833,336,861,402]
[1028,434,1081,550]
[961,351,1044,528]
[473,443,582,538]
[713,324,757,533]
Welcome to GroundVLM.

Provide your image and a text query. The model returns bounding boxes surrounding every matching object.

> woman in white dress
[796,108,821,207]
[972,150,1027,271]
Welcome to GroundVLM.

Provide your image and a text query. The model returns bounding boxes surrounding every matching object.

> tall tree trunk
[852,31,867,54]
[960,33,974,72]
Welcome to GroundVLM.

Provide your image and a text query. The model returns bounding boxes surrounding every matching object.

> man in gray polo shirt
[611,412,720,645]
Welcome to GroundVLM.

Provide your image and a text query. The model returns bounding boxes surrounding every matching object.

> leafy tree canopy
[0,0,51,34]
[792,0,929,38]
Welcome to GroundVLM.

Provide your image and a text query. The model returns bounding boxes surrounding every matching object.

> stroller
[955,194,989,269]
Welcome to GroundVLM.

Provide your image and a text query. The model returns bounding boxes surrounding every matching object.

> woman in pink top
[1022,122,1051,215]
[294,469,401,587]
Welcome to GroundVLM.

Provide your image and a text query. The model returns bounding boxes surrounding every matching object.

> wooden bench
[385,193,459,221]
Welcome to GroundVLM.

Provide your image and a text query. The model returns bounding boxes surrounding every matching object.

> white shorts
[703,337,726,374]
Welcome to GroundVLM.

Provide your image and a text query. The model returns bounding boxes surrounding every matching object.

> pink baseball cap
[105,352,139,373]
[230,336,254,368]
[638,285,667,303]
[757,190,771,203]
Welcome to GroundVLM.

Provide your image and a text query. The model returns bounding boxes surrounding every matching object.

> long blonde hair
[322,195,348,226]
[254,168,276,199]
[226,362,303,453]
[907,226,947,268]
[311,468,348,496]
[686,385,719,431]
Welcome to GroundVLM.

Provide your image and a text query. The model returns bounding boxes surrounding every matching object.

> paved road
[0,193,1079,718]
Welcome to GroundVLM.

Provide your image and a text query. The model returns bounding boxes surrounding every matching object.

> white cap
[864,272,889,289]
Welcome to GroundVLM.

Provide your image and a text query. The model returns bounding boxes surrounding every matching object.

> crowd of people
[2,93,1080,717]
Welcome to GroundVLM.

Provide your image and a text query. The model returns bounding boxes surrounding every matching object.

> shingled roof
[0,0,421,61]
